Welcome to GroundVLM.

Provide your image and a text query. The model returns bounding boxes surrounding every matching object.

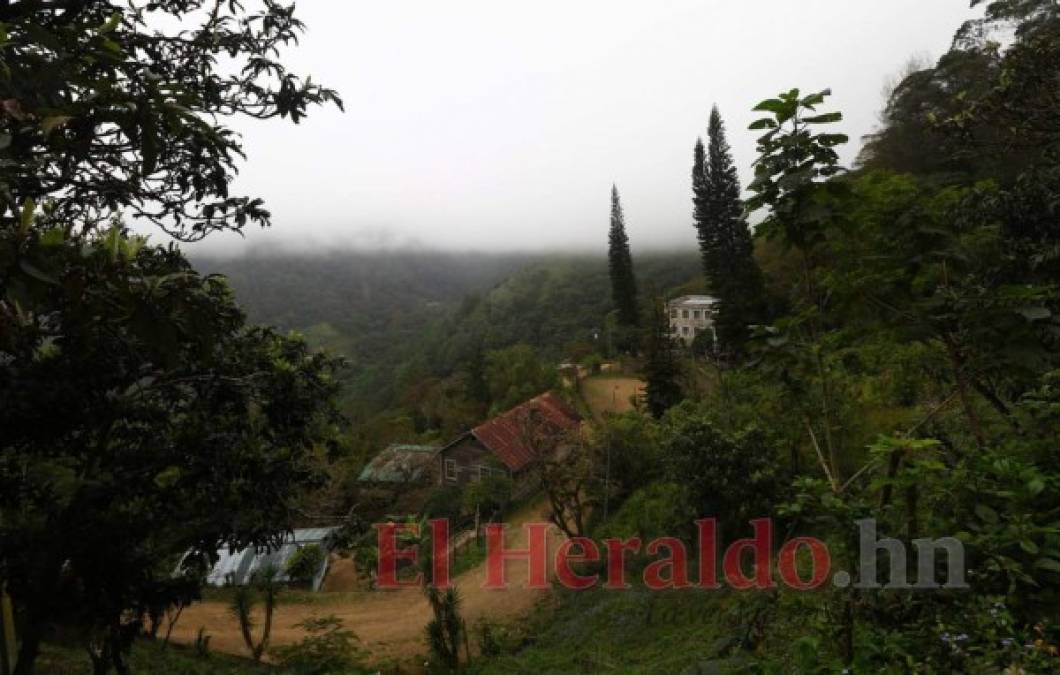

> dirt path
[171,499,564,665]
[579,375,645,419]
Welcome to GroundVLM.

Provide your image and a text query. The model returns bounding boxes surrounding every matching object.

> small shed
[205,527,338,592]
[357,444,439,485]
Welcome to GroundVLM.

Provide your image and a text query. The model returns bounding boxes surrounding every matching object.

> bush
[591,412,663,506]
[422,486,464,524]
[581,353,604,375]
[661,406,780,535]
[286,544,327,587]
[596,482,693,543]
[463,473,513,520]
[475,619,516,657]
[271,615,365,674]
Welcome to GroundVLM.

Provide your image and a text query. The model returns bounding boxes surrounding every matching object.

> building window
[682,309,689,318]
[682,326,690,335]
[670,309,677,318]
[693,310,701,319]
[444,459,457,481]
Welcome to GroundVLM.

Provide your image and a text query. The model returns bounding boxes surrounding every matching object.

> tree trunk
[161,603,185,648]
[944,336,986,449]
[12,621,42,675]
[840,594,854,666]
[88,649,109,675]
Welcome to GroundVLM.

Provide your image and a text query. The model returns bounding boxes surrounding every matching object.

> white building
[668,295,718,345]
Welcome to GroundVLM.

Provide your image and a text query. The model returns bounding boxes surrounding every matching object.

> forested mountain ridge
[199,251,701,361]
[193,250,534,366]
[196,251,701,415]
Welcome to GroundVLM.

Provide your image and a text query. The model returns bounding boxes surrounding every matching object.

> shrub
[582,353,604,374]
[462,473,513,520]
[271,615,365,674]
[422,486,464,524]
[475,619,515,657]
[286,544,327,587]
[591,412,663,506]
[661,407,780,535]
[597,482,693,543]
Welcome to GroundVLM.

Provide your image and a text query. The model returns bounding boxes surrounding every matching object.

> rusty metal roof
[469,392,581,472]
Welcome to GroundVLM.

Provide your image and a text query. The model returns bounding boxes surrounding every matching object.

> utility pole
[603,431,612,522]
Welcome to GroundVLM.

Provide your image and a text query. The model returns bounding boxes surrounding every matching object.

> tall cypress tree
[692,106,765,355]
[692,137,714,279]
[642,296,682,417]
[608,185,639,327]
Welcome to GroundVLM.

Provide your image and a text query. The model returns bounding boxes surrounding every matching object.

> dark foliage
[0,0,342,241]
[608,186,640,329]
[641,297,682,418]
[691,107,766,355]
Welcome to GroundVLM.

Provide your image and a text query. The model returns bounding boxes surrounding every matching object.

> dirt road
[171,500,563,665]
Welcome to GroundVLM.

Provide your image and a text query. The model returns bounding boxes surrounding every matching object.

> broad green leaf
[753,98,788,114]
[100,37,122,56]
[1018,306,1051,321]
[975,504,998,524]
[800,89,831,108]
[749,118,777,130]
[19,259,57,285]
[19,197,34,234]
[1020,539,1040,554]
[154,466,182,489]
[104,225,122,261]
[41,115,73,135]
[803,112,842,124]
[39,228,65,247]
[99,11,121,34]
[818,133,849,146]
[1036,558,1060,573]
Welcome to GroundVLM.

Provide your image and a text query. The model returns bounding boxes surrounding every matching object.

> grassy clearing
[579,375,645,419]
[469,586,751,674]
[37,639,272,674]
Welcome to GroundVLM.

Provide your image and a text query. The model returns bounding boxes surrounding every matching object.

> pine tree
[642,296,683,417]
[608,185,640,327]
[692,138,714,279]
[692,106,766,356]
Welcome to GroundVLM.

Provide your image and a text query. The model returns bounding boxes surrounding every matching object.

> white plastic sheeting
[204,527,337,592]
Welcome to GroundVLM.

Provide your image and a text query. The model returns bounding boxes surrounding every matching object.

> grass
[451,537,489,578]
[578,375,644,420]
[200,585,357,607]
[37,639,272,674]
[467,585,754,674]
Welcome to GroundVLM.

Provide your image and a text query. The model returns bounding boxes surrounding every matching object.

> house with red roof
[436,391,582,494]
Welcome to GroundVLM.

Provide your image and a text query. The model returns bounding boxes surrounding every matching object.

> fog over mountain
[184,1,977,257]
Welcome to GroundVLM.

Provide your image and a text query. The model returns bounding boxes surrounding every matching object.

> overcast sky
[189,1,978,256]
